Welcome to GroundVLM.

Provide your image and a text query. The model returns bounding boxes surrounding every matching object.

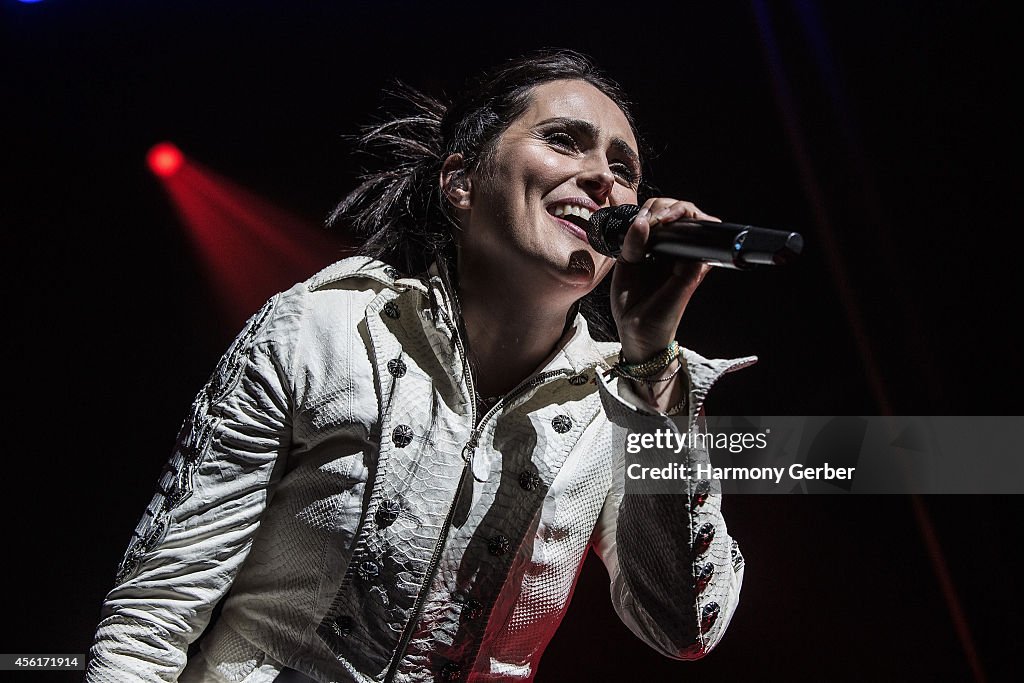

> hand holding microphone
[600,197,792,413]
[587,204,803,270]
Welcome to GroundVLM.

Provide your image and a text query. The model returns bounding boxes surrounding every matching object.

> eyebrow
[535,116,641,171]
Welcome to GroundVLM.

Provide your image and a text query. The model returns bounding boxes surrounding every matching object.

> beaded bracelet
[633,358,684,384]
[605,340,681,381]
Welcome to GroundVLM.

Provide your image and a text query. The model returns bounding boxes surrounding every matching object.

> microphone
[586,204,803,270]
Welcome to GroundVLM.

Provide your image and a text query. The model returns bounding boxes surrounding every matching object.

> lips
[547,201,597,243]
[549,213,590,243]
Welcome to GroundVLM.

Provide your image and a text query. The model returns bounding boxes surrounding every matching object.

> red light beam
[148,144,356,332]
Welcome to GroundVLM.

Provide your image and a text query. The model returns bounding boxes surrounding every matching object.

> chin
[547,249,607,290]
[567,250,598,277]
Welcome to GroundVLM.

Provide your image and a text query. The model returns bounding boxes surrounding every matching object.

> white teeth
[551,204,593,220]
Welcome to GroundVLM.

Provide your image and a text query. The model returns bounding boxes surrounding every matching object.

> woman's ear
[440,154,472,210]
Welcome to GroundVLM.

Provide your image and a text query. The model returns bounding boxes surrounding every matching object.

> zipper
[383,367,570,681]
[384,295,573,679]
[461,368,572,476]
[383,460,470,683]
[384,297,476,683]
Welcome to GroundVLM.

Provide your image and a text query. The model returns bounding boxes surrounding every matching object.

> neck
[455,263,581,399]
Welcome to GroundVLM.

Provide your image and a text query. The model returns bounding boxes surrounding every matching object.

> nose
[577,159,615,205]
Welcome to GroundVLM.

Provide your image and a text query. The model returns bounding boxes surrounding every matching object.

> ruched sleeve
[86,294,296,682]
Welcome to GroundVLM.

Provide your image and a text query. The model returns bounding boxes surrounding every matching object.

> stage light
[147,142,184,177]
[150,155,352,332]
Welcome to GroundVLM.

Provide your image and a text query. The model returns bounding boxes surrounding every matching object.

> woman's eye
[546,131,579,150]
[611,162,640,185]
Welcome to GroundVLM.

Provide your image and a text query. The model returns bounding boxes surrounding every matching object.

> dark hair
[329,48,647,341]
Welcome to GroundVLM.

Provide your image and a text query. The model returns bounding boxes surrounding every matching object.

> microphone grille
[586,205,641,257]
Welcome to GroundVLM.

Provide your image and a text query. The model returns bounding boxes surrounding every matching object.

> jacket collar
[421,260,618,377]
[307,256,756,392]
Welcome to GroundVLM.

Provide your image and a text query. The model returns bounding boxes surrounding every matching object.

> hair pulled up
[328,49,646,340]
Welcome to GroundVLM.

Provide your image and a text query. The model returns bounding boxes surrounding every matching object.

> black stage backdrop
[3,1,1018,681]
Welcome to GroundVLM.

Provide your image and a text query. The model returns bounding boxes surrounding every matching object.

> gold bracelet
[607,340,681,380]
[631,357,683,384]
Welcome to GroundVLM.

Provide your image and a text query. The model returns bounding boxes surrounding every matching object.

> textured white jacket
[86,256,754,683]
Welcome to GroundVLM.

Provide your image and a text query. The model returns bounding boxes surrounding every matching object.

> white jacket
[87,256,754,683]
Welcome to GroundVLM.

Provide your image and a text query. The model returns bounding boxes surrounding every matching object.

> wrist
[604,341,690,414]
[626,368,687,414]
[619,337,674,364]
[608,340,680,381]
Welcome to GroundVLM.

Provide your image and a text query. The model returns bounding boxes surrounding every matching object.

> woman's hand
[609,197,719,410]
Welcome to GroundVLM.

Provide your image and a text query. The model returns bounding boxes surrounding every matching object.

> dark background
[2,1,1018,681]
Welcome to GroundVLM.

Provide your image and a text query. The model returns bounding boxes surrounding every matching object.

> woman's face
[457,79,641,295]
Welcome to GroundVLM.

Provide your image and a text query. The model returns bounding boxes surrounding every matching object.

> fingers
[659,260,712,312]
[619,210,650,263]
[671,259,712,282]
[618,198,719,263]
[648,198,719,226]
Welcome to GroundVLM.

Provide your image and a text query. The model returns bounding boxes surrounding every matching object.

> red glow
[153,158,354,332]
[147,142,184,177]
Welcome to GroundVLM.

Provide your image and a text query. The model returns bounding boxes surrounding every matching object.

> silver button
[356,560,380,581]
[488,535,510,556]
[393,424,413,448]
[694,522,715,555]
[700,602,721,633]
[387,358,407,378]
[519,471,542,491]
[551,415,572,433]
[376,499,401,527]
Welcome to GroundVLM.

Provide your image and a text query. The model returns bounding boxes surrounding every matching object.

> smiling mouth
[548,204,593,241]
[550,204,593,226]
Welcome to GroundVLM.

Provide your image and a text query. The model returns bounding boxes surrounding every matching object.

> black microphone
[586,204,803,270]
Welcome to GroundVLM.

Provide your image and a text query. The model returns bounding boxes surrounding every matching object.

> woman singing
[87,49,752,682]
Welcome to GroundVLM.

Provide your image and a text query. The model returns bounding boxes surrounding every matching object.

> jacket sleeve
[86,295,294,682]
[589,363,746,660]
